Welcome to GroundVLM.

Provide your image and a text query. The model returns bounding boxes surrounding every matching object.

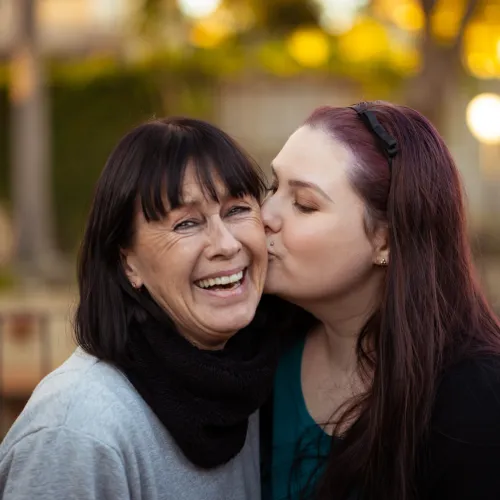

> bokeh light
[392,0,424,32]
[337,17,389,63]
[177,0,222,19]
[189,9,232,48]
[374,0,424,32]
[464,20,500,78]
[286,27,330,68]
[431,0,466,42]
[315,0,368,35]
[466,93,500,144]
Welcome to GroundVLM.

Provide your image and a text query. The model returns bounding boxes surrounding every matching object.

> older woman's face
[123,166,268,350]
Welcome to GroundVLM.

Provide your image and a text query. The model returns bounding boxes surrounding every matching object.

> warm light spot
[189,16,230,48]
[389,45,421,74]
[464,21,500,78]
[430,0,476,42]
[431,8,462,42]
[315,0,368,35]
[286,28,330,68]
[338,18,390,63]
[392,1,424,32]
[372,0,396,20]
[177,0,221,19]
[466,93,500,144]
[259,43,299,76]
[373,0,424,32]
[466,53,498,79]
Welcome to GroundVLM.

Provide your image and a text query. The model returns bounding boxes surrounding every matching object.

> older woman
[261,102,500,500]
[0,117,277,499]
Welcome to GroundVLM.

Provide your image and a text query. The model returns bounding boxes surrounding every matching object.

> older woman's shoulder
[1,349,161,453]
[432,353,500,445]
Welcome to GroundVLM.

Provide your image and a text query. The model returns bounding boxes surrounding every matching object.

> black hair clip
[349,105,398,162]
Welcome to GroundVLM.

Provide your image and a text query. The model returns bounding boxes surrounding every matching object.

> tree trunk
[404,0,478,132]
[9,0,59,285]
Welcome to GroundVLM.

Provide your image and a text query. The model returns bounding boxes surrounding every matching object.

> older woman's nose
[206,219,242,259]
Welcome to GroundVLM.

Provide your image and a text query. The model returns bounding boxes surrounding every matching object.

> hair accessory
[350,104,398,165]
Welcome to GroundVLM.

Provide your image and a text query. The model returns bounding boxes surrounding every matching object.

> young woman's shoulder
[423,353,500,499]
[432,353,500,444]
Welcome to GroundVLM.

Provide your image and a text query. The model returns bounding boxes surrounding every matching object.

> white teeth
[196,270,244,289]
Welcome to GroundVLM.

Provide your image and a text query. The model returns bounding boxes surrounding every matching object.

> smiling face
[123,165,268,350]
[262,126,389,312]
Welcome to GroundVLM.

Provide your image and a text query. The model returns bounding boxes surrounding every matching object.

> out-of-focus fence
[0,296,75,438]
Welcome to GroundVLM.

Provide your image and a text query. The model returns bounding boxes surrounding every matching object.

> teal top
[270,336,332,500]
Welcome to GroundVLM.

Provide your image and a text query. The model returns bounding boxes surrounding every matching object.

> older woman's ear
[121,249,144,289]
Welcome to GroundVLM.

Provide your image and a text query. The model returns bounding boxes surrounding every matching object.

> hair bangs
[137,121,267,223]
[190,134,267,204]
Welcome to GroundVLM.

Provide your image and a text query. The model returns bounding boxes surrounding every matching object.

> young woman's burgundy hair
[298,101,500,500]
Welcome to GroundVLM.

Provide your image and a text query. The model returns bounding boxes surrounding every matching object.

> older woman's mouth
[194,268,246,291]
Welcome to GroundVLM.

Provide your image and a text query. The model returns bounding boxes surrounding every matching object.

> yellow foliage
[464,19,500,78]
[392,1,424,32]
[373,0,424,32]
[286,27,330,68]
[431,0,466,43]
[372,0,395,20]
[259,43,300,76]
[189,12,232,48]
[338,17,390,63]
[389,45,421,74]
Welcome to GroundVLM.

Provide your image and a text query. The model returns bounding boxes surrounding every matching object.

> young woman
[261,101,500,500]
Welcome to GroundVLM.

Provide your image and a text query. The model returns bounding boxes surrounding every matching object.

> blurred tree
[9,0,62,285]
[403,0,480,130]
[136,0,492,130]
[247,0,320,34]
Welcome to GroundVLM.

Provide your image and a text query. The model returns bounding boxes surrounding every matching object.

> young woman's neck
[301,277,382,373]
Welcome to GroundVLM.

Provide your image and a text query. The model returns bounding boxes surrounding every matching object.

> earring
[378,258,388,266]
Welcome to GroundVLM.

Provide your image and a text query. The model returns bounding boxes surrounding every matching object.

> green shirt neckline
[270,336,332,500]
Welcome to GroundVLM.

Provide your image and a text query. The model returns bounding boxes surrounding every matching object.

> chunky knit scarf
[123,304,277,468]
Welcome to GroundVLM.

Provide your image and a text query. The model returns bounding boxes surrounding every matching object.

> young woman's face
[262,126,388,309]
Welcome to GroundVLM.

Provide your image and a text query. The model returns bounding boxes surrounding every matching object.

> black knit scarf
[122,303,278,469]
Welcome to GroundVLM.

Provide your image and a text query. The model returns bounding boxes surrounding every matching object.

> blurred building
[0,0,133,57]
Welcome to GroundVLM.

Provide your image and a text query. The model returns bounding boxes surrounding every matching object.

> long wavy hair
[288,101,500,500]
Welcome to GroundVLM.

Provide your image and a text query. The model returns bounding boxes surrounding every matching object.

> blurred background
[1,0,500,438]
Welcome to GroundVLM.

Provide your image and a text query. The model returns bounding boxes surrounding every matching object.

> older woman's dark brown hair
[0,117,277,500]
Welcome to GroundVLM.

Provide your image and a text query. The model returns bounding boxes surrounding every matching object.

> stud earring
[378,258,388,266]
[269,241,274,247]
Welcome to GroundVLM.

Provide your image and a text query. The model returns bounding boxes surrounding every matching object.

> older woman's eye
[226,205,251,217]
[174,219,199,231]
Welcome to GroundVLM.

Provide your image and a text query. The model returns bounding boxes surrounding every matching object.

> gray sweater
[0,349,261,500]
